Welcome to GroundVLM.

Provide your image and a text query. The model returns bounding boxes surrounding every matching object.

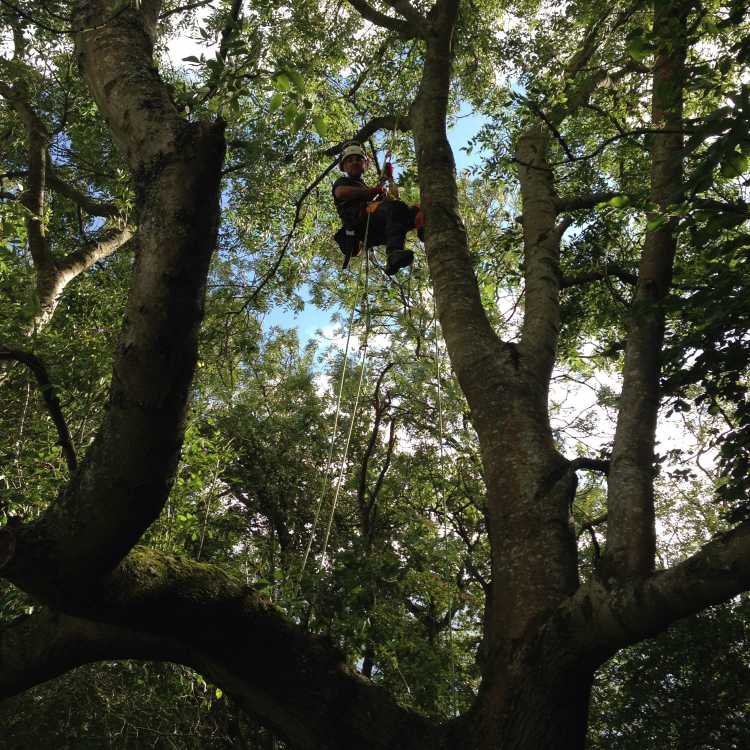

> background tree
[2,0,750,749]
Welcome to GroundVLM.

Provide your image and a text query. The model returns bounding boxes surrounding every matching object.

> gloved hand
[367,185,385,198]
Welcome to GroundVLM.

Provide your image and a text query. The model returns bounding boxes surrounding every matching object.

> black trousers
[362,200,417,253]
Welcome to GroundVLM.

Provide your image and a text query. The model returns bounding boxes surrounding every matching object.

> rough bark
[4,3,750,750]
[411,2,579,747]
[604,1,688,580]
[2,0,226,602]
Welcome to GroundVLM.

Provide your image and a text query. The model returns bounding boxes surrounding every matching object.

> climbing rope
[319,247,371,569]
[297,200,376,586]
[296,243,367,585]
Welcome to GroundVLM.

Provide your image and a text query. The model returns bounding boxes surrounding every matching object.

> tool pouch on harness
[334,227,362,269]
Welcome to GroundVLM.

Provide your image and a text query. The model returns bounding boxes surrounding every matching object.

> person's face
[343,154,366,176]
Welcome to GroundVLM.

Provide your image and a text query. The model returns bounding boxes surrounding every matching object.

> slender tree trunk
[604,0,688,580]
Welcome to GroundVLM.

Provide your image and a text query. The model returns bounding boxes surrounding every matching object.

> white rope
[319,346,369,567]
[298,205,374,585]
[297,219,372,586]
[319,223,372,570]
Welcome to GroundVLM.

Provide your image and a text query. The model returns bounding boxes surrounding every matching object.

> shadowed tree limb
[383,0,427,28]
[346,0,418,37]
[0,0,226,598]
[0,609,189,699]
[560,264,638,289]
[0,346,77,472]
[576,512,607,540]
[323,114,412,156]
[45,163,121,218]
[0,547,452,750]
[569,457,610,475]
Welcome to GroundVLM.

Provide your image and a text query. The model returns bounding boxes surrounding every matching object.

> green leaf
[269,92,284,112]
[312,114,328,138]
[292,111,306,133]
[608,195,630,208]
[626,31,654,62]
[283,103,297,126]
[720,152,748,178]
[272,71,291,91]
[646,215,669,232]
[287,69,306,93]
[215,688,223,699]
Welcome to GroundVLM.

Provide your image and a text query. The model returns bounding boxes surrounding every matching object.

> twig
[159,0,216,19]
[0,346,77,473]
[238,157,339,312]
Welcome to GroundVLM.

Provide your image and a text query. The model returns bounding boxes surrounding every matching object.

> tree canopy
[1,0,750,748]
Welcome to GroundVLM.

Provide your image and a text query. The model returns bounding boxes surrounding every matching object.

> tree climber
[332,142,423,274]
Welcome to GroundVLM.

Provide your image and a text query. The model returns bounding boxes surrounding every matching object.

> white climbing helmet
[339,142,367,170]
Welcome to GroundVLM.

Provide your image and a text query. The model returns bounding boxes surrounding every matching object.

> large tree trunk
[411,3,583,747]
[5,3,750,750]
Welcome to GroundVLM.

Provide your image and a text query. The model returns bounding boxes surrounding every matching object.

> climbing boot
[385,248,414,276]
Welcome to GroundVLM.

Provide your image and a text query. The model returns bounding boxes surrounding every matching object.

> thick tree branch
[32,225,135,331]
[0,609,187,699]
[0,69,128,333]
[517,127,561,381]
[3,547,447,750]
[56,225,134,277]
[554,520,750,668]
[0,0,226,596]
[159,0,215,19]
[569,457,610,475]
[382,0,426,28]
[576,512,607,540]
[73,0,184,177]
[346,0,416,37]
[45,164,120,218]
[323,114,411,156]
[0,346,77,472]
[560,264,638,289]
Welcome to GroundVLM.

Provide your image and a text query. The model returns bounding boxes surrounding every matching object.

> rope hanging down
[298,131,402,586]
[297,209,374,586]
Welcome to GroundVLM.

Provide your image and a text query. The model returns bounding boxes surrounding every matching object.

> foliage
[2,0,750,746]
